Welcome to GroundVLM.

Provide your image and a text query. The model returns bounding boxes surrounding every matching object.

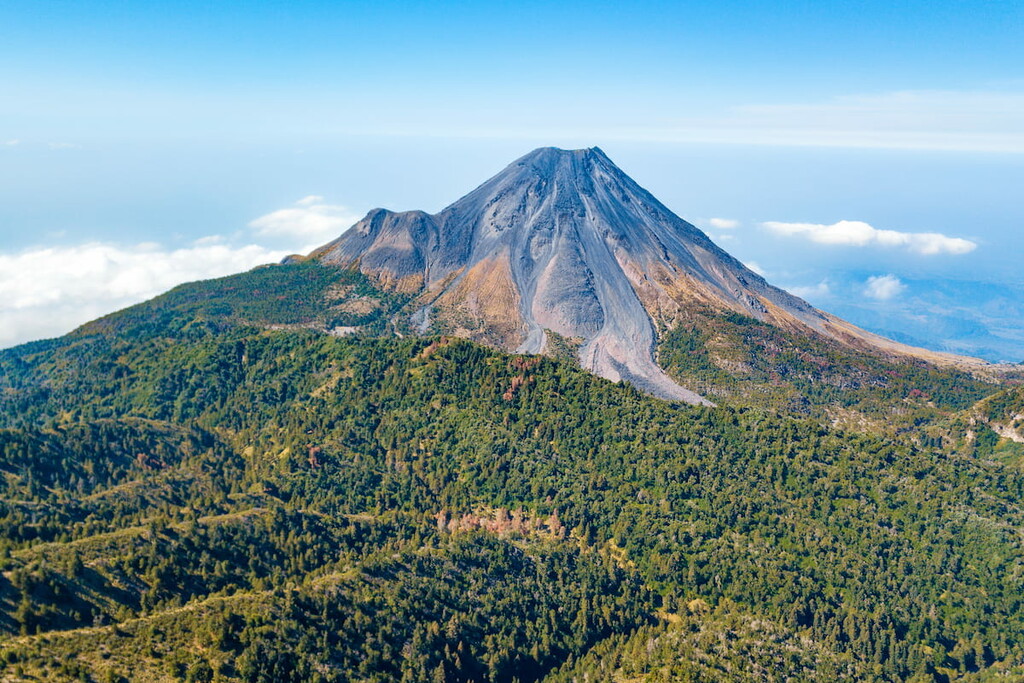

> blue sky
[2,0,1023,359]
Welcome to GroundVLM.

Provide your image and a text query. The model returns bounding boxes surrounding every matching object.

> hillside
[2,302,1024,680]
[2,148,1023,681]
[14,258,1007,435]
[12,147,1014,431]
[974,386,1024,444]
[310,147,997,406]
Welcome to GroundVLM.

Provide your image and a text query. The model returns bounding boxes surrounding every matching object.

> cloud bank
[249,196,361,243]
[1,195,365,349]
[763,219,976,255]
[0,240,291,348]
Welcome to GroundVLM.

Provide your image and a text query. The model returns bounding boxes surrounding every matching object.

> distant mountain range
[820,275,1024,363]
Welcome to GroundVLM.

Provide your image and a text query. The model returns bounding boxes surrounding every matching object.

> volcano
[310,146,985,403]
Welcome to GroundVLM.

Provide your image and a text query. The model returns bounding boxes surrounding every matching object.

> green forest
[1,263,1023,682]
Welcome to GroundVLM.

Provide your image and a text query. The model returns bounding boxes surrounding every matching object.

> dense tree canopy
[1,263,1023,681]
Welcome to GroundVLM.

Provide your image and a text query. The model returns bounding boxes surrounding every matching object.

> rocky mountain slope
[311,147,990,404]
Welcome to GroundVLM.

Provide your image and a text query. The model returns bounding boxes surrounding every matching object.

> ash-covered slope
[313,147,983,403]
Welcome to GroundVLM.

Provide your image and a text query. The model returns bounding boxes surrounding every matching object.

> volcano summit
[309,146,983,404]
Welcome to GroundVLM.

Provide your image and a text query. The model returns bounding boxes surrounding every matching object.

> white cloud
[708,217,740,229]
[0,194,364,349]
[762,219,976,255]
[743,261,766,276]
[3,139,18,147]
[788,281,831,299]
[249,197,360,243]
[864,274,907,301]
[0,240,290,348]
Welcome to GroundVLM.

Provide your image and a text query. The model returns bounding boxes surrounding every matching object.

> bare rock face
[312,147,981,403]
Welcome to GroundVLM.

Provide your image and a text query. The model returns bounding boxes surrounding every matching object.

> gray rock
[312,147,987,403]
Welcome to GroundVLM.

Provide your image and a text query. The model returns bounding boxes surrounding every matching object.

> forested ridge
[1,263,1023,681]
[656,311,999,427]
